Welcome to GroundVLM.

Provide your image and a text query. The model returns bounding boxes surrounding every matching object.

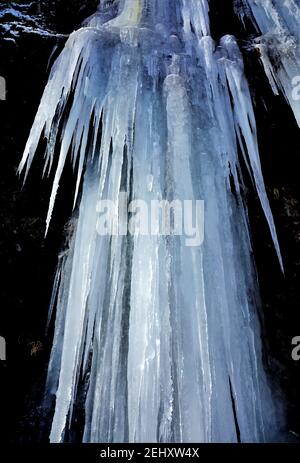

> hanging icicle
[19,0,286,443]
[235,0,300,127]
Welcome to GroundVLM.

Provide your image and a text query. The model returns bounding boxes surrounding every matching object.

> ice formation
[235,0,300,127]
[19,0,286,443]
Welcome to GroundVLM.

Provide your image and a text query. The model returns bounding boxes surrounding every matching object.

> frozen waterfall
[19,0,287,443]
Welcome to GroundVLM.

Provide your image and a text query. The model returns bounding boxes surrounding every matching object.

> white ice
[236,0,300,127]
[19,0,284,443]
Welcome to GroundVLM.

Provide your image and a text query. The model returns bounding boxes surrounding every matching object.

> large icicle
[19,0,284,443]
[235,0,300,127]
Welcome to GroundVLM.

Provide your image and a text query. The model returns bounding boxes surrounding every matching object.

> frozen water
[19,0,285,443]
[235,0,300,127]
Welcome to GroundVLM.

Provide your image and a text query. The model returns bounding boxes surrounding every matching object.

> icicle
[218,34,283,271]
[20,0,284,443]
[236,0,300,127]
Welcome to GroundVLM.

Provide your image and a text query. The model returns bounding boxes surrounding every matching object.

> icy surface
[235,0,300,127]
[20,0,284,443]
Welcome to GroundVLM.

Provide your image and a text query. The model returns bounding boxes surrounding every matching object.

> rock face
[0,0,99,443]
[0,1,99,40]
[0,0,299,442]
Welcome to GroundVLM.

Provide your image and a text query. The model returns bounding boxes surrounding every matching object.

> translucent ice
[235,0,300,127]
[19,0,284,443]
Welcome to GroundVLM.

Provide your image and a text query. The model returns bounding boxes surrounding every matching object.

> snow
[0,8,32,21]
[19,0,284,443]
[0,4,63,39]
